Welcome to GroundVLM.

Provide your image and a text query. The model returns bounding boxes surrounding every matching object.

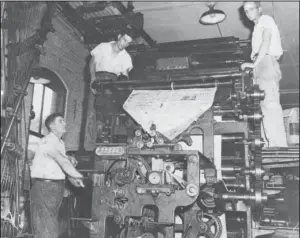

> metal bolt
[149,130,156,137]
[97,199,103,205]
[137,141,144,149]
[186,183,198,197]
[199,223,207,231]
[114,215,122,224]
[146,141,153,148]
[189,187,196,193]
[156,136,164,144]
[135,129,142,136]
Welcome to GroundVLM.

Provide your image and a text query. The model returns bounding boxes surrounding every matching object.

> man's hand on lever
[241,62,255,71]
[251,53,258,61]
[68,176,85,187]
[66,155,84,187]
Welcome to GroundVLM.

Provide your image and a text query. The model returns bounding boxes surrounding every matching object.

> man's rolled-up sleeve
[91,44,105,58]
[39,138,61,158]
[260,15,276,30]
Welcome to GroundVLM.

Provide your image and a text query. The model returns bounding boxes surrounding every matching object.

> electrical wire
[131,155,151,172]
[22,97,34,234]
[272,1,275,19]
[104,159,127,183]
[217,23,223,37]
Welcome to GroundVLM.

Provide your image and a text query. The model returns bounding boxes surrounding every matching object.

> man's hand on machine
[251,54,258,61]
[118,74,128,80]
[241,62,255,71]
[90,77,97,94]
[67,176,85,187]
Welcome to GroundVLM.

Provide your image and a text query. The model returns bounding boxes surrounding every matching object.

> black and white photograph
[1,1,299,238]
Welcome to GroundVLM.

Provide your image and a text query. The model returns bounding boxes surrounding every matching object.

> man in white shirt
[89,28,135,93]
[241,1,287,147]
[30,112,85,238]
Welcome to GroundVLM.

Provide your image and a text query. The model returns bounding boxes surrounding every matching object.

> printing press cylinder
[218,191,268,205]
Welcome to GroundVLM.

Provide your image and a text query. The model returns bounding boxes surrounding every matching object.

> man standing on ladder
[241,1,287,147]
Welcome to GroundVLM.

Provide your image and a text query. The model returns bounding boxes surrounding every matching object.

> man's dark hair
[120,25,137,39]
[243,1,261,8]
[45,112,64,132]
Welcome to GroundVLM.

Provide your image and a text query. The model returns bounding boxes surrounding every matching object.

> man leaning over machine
[89,26,136,93]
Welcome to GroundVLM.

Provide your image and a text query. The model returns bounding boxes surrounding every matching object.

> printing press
[70,37,299,238]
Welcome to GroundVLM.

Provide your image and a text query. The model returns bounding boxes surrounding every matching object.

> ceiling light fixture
[199,2,226,25]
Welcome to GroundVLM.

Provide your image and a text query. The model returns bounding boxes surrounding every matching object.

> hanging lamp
[199,2,226,25]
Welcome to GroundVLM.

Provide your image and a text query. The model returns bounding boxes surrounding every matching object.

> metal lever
[182,221,192,238]
[70,217,99,222]
[166,171,187,188]
[77,169,102,173]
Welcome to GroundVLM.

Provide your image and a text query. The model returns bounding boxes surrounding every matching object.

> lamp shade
[199,7,226,25]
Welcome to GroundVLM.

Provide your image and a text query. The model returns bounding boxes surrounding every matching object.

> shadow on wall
[78,54,92,151]
[238,5,254,39]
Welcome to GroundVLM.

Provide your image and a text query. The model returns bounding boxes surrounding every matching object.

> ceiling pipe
[133,2,203,12]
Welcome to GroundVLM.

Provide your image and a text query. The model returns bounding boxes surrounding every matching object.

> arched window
[29,67,67,137]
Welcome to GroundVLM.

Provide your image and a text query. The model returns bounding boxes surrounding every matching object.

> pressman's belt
[32,178,65,183]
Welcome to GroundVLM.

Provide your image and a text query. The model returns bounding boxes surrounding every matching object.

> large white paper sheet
[123,88,217,140]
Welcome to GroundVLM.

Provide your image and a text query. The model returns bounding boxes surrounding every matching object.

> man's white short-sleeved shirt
[252,15,283,59]
[30,133,66,180]
[91,41,133,76]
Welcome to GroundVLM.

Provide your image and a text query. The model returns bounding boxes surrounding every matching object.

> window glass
[30,84,44,133]
[29,74,66,137]
[41,87,54,135]
[1,27,8,117]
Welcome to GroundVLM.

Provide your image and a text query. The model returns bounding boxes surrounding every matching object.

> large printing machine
[69,37,299,238]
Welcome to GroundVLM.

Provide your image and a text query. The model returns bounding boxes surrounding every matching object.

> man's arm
[46,149,83,178]
[120,53,133,78]
[253,28,272,67]
[241,28,272,71]
[67,155,78,167]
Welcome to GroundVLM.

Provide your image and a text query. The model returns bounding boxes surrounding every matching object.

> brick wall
[39,7,89,150]
[18,3,48,40]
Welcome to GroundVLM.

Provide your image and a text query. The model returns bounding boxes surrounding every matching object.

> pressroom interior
[1,1,299,238]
